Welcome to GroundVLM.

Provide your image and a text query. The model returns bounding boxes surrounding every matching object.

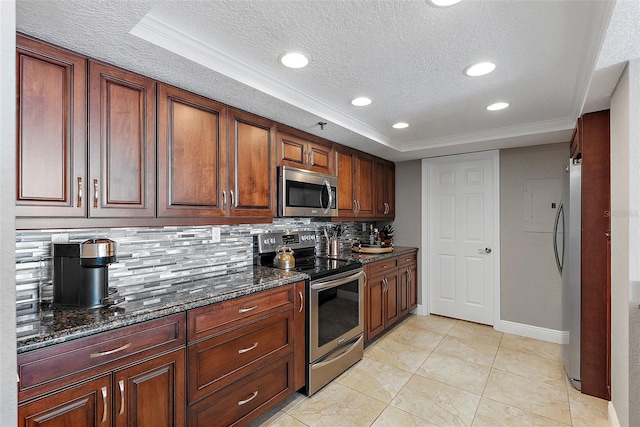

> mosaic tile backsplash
[15,219,374,321]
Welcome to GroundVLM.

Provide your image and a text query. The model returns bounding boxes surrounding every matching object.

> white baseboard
[494,319,568,344]
[608,402,621,427]
[414,304,428,316]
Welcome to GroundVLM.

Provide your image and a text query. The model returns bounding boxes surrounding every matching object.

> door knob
[479,248,492,254]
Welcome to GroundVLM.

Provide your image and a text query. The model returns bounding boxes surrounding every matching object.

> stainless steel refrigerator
[554,158,581,391]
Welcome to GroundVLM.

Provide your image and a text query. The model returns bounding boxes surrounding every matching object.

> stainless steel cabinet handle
[384,202,388,214]
[223,190,227,209]
[101,386,108,423]
[118,379,125,415]
[298,291,304,312]
[353,200,357,213]
[310,151,315,166]
[93,179,99,208]
[363,270,368,288]
[304,151,309,166]
[90,342,131,358]
[238,390,259,406]
[77,177,82,207]
[230,190,235,208]
[238,304,258,313]
[238,342,259,354]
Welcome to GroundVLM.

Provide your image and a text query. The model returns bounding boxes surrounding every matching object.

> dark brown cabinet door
[354,153,374,217]
[228,108,276,217]
[399,268,410,318]
[279,131,307,170]
[89,62,156,218]
[113,349,185,427]
[374,159,395,218]
[336,146,356,217]
[157,84,227,218]
[293,281,306,391]
[408,263,418,311]
[384,274,399,328]
[306,140,333,175]
[16,35,87,218]
[365,274,385,342]
[18,375,111,427]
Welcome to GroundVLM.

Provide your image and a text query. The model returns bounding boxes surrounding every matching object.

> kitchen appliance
[554,159,581,390]
[273,246,296,270]
[278,166,337,217]
[255,231,364,395]
[53,239,118,308]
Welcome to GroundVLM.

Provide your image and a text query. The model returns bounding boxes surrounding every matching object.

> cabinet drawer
[188,310,292,403]
[18,313,186,401]
[188,354,293,427]
[398,252,417,268]
[366,258,397,277]
[188,285,294,342]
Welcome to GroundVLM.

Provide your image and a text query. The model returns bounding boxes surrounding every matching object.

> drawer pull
[90,342,131,358]
[118,380,125,415]
[101,386,108,423]
[77,177,82,207]
[238,390,259,406]
[238,305,258,314]
[238,342,259,354]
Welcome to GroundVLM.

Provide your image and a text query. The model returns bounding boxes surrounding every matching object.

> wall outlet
[211,227,221,243]
[51,233,69,244]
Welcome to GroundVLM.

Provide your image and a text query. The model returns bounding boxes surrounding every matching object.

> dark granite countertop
[333,245,418,264]
[17,266,307,354]
[17,247,418,354]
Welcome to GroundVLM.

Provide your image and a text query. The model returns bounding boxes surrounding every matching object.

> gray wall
[610,59,640,427]
[499,143,568,330]
[393,160,423,303]
[1,1,17,423]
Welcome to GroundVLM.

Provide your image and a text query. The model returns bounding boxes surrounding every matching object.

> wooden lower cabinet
[114,349,186,427]
[17,348,186,427]
[18,375,112,427]
[365,251,418,343]
[187,354,293,426]
[186,283,303,426]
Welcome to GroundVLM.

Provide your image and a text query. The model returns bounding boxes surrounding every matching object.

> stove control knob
[270,238,276,244]
[263,238,269,246]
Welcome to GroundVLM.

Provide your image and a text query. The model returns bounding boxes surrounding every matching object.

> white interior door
[424,152,499,325]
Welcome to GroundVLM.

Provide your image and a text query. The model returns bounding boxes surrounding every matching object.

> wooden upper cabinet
[157,83,227,218]
[335,145,375,218]
[353,153,374,217]
[228,108,276,217]
[16,35,87,218]
[336,145,356,216]
[88,61,156,218]
[278,127,334,175]
[374,158,395,218]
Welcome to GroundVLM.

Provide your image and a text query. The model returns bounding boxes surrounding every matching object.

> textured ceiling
[16,0,622,162]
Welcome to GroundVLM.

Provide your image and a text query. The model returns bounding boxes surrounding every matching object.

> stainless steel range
[255,231,364,395]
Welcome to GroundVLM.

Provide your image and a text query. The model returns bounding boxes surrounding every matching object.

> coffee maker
[53,239,117,308]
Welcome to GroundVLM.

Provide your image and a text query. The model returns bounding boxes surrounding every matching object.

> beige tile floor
[251,314,610,427]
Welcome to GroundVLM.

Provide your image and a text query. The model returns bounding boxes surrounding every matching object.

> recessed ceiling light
[280,52,308,69]
[427,0,462,7]
[392,122,409,129]
[487,102,509,111]
[351,97,372,106]
[464,62,496,77]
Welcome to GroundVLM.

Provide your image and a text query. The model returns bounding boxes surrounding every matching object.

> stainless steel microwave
[278,166,337,217]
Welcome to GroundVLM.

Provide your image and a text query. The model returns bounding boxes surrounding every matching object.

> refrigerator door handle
[553,199,564,275]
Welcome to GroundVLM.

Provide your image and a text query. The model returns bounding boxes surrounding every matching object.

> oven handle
[312,336,363,369]
[310,270,364,291]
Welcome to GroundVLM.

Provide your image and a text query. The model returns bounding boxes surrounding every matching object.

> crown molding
[130,12,393,147]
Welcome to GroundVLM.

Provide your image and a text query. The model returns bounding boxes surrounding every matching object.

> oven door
[308,269,364,363]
